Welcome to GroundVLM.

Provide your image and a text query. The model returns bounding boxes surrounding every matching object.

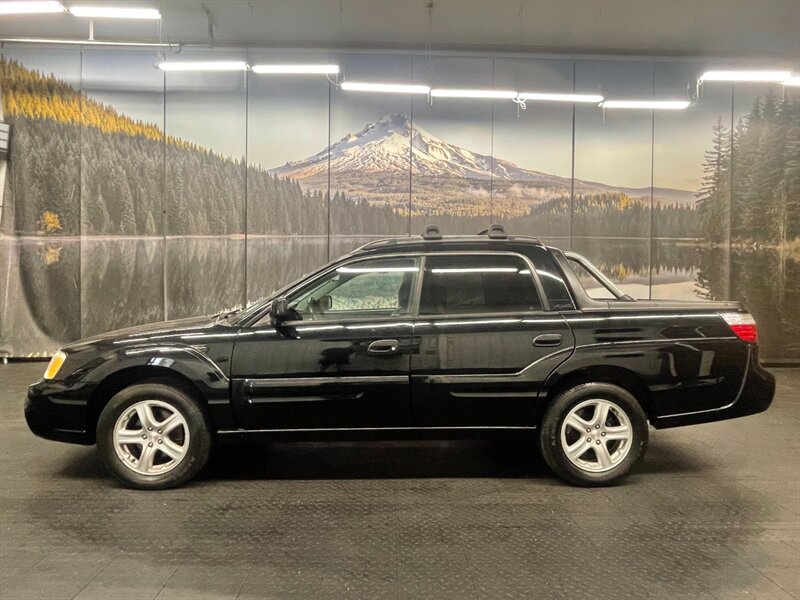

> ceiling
[1,0,799,63]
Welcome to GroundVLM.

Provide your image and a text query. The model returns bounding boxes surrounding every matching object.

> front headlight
[43,350,67,380]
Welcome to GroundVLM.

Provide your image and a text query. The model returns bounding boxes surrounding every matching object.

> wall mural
[0,49,798,360]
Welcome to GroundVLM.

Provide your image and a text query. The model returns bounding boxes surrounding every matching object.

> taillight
[719,312,758,343]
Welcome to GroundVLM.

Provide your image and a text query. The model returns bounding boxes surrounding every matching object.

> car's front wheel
[539,382,648,486]
[97,383,211,490]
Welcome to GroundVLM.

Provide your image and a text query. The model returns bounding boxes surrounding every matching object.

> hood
[64,315,218,351]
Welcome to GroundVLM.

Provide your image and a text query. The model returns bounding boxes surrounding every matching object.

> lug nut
[148,442,153,447]
[601,432,606,437]
[148,426,153,431]
[141,434,147,439]
[157,429,162,434]
[157,439,163,444]
[586,437,592,443]
[595,425,600,429]
[586,428,591,433]
[596,440,601,445]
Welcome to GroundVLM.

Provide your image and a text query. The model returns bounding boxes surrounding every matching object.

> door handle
[367,339,400,354]
[533,334,562,347]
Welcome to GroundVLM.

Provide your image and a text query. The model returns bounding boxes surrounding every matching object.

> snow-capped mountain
[268,112,694,205]
[270,112,555,182]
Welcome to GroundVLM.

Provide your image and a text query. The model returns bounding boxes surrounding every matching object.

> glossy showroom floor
[1,363,798,600]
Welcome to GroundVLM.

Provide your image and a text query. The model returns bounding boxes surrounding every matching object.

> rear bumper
[25,379,96,445]
[651,351,775,429]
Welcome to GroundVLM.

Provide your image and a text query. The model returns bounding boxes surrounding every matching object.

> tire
[539,382,648,487]
[96,383,212,490]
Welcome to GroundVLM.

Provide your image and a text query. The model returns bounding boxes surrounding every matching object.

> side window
[567,257,616,300]
[287,257,419,320]
[527,247,576,310]
[419,254,542,315]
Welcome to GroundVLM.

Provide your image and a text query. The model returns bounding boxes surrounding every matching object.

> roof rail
[422,224,442,240]
[477,223,508,239]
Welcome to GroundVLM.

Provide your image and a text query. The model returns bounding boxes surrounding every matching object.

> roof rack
[477,223,508,239]
[360,222,539,252]
[422,224,442,240]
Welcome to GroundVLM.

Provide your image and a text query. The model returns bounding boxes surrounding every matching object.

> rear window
[419,254,542,315]
[567,257,617,300]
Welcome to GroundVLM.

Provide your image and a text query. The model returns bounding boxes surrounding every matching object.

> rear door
[410,252,574,427]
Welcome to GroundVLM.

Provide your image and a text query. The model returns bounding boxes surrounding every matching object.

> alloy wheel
[559,398,633,473]
[112,400,190,476]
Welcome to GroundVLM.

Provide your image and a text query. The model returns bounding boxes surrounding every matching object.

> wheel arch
[87,365,209,443]
[542,365,653,422]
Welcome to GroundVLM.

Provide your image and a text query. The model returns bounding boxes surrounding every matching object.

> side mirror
[318,294,332,311]
[270,297,290,323]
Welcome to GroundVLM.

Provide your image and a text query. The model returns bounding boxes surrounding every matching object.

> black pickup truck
[26,225,775,489]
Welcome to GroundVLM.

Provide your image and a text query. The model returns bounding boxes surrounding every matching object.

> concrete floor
[0,362,798,600]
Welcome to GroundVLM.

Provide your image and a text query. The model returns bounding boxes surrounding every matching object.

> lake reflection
[1,236,797,360]
[570,238,704,300]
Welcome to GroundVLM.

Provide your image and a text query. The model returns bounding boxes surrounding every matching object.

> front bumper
[25,379,97,445]
[652,351,776,429]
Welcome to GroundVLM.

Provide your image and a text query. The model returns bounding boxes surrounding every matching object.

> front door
[231,256,420,430]
[410,253,574,427]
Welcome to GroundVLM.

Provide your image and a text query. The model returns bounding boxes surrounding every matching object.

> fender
[541,337,749,419]
[77,343,235,429]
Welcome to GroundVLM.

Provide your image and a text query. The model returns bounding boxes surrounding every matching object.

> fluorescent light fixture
[431,267,520,273]
[251,64,339,75]
[337,266,418,273]
[601,100,690,110]
[700,70,791,83]
[431,88,517,99]
[341,81,430,94]
[435,319,521,327]
[69,5,161,19]
[0,1,65,14]
[783,76,800,87]
[158,61,248,72]
[517,92,604,103]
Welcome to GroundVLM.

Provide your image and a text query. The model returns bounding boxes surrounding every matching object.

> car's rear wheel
[539,382,648,486]
[97,383,211,490]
